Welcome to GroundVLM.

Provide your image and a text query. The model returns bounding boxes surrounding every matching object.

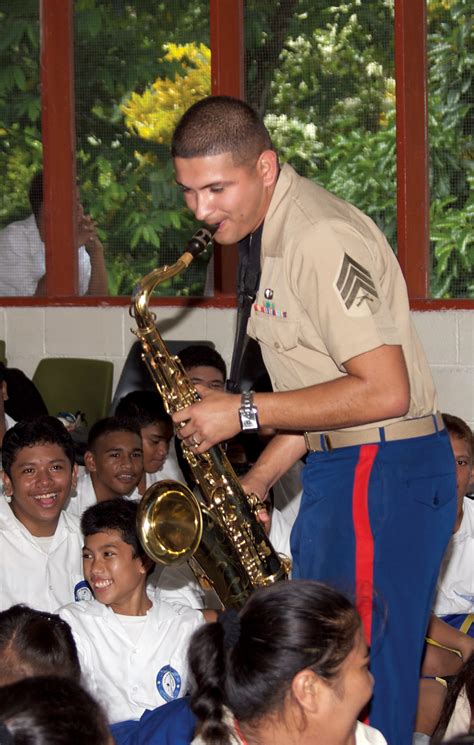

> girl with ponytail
[189,580,386,745]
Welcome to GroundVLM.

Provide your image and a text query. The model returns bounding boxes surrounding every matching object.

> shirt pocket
[251,313,300,355]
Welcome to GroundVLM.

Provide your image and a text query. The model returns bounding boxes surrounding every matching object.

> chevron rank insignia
[334,253,380,317]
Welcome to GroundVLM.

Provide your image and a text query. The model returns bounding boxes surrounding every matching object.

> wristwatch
[239,391,259,431]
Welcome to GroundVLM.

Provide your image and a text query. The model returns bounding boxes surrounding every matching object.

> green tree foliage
[247,0,472,298]
[0,0,471,297]
[0,0,210,296]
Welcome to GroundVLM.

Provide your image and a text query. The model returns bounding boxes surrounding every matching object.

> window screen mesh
[244,0,397,249]
[74,1,211,297]
[427,0,473,299]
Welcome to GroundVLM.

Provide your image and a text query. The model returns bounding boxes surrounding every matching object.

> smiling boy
[0,416,84,612]
[66,416,143,517]
[59,499,206,723]
[114,391,182,495]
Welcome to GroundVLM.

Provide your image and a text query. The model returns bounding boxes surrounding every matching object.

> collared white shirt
[65,471,139,518]
[59,593,203,723]
[0,496,84,612]
[0,214,91,296]
[433,497,474,615]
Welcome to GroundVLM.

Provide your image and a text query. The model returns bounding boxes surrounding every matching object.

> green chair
[32,357,114,428]
[0,340,6,365]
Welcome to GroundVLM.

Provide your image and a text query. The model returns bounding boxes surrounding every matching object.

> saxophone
[130,226,290,609]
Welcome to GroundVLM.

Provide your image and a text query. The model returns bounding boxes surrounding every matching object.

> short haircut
[171,96,274,166]
[28,171,44,221]
[81,498,149,567]
[178,344,226,380]
[115,390,171,429]
[0,361,6,384]
[2,416,75,479]
[189,580,360,741]
[0,605,80,685]
[443,413,474,456]
[87,415,141,451]
[0,675,110,745]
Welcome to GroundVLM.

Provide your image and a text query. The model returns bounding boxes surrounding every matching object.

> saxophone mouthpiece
[186,225,218,258]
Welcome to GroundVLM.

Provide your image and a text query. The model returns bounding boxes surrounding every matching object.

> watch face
[240,406,259,431]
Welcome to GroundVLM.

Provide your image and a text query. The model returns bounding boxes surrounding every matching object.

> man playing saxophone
[170,95,456,745]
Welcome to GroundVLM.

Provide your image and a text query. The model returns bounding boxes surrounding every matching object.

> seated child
[66,416,144,517]
[0,416,85,612]
[415,413,474,738]
[432,414,474,620]
[59,498,206,723]
[115,390,183,493]
[0,603,80,685]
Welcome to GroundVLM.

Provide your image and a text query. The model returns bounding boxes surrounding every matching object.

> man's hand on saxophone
[172,387,241,454]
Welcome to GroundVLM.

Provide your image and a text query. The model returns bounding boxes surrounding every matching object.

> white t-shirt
[59,593,203,723]
[432,497,474,615]
[0,496,85,612]
[0,214,91,296]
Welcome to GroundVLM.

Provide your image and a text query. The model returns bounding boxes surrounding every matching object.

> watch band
[239,390,259,431]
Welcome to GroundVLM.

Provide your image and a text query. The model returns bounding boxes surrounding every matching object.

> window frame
[3,0,471,310]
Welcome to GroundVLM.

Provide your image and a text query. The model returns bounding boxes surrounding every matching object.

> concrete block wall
[0,306,473,428]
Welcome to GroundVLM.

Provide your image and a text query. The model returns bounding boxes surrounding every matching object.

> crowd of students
[0,338,472,743]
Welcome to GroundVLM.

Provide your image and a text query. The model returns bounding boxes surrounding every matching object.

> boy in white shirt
[0,416,85,612]
[59,498,208,724]
[66,416,144,517]
[115,390,184,493]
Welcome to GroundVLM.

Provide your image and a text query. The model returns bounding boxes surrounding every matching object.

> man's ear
[291,669,323,714]
[257,149,279,188]
[84,450,96,473]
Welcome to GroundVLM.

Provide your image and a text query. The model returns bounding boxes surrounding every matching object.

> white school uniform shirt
[0,214,91,296]
[65,471,139,517]
[432,497,474,615]
[0,496,85,612]
[59,593,203,723]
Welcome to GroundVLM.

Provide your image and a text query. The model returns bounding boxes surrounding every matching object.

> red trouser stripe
[352,443,379,646]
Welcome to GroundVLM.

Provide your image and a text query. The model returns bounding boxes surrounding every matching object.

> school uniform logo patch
[156,665,182,702]
[334,253,380,317]
[74,579,93,602]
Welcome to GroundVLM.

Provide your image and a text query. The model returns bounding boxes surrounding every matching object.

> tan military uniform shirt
[247,163,437,431]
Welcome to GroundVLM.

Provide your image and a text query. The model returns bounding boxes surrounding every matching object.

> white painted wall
[0,306,473,428]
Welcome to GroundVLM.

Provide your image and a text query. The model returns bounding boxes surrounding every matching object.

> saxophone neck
[130,225,217,324]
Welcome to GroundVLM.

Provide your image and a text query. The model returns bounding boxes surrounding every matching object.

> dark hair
[178,345,227,381]
[432,654,474,742]
[28,171,44,222]
[115,390,171,429]
[171,96,274,166]
[87,415,141,451]
[188,580,360,744]
[443,413,474,457]
[0,605,80,685]
[2,416,75,478]
[81,498,150,568]
[0,675,110,744]
[0,361,6,384]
